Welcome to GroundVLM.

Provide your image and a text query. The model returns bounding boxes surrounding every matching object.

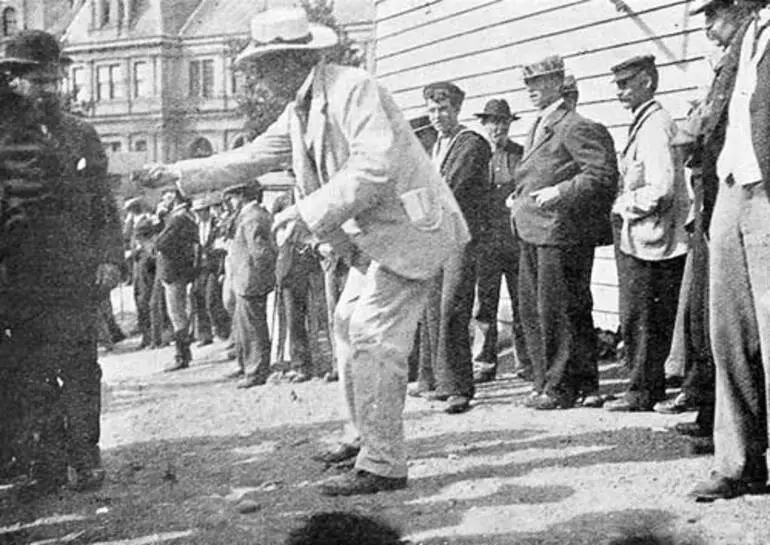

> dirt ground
[1,324,768,545]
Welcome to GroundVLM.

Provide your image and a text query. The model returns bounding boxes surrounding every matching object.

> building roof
[180,0,373,38]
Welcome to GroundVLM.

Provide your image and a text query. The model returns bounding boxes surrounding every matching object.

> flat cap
[222,181,263,197]
[611,54,656,83]
[423,81,466,106]
[474,99,520,121]
[522,55,565,81]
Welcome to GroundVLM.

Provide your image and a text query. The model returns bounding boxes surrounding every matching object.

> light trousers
[710,180,770,481]
[163,280,190,333]
[335,260,430,478]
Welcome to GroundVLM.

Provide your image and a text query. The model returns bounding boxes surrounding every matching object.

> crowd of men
[2,0,770,504]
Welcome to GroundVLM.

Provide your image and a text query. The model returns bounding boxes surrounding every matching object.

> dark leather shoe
[164,360,189,373]
[445,395,471,414]
[407,384,433,398]
[223,369,244,380]
[674,421,711,438]
[579,394,605,408]
[604,398,653,412]
[654,392,697,414]
[690,473,766,502]
[197,338,214,347]
[522,391,543,408]
[533,392,576,410]
[318,469,407,496]
[312,443,360,464]
[423,390,449,402]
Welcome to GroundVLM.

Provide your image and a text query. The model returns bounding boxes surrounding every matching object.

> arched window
[3,7,17,37]
[101,0,110,26]
[189,137,213,159]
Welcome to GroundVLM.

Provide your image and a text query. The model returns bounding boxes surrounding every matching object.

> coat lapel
[520,107,566,163]
[303,62,329,185]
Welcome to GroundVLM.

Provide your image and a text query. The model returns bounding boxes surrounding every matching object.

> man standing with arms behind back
[145,7,469,496]
[510,55,618,410]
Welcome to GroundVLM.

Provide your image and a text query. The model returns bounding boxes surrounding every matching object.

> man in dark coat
[0,30,123,491]
[657,0,751,440]
[471,99,531,384]
[509,55,618,410]
[412,81,491,415]
[225,181,277,389]
[155,188,199,371]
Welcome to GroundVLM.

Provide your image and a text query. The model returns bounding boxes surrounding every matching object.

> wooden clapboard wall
[374,0,716,330]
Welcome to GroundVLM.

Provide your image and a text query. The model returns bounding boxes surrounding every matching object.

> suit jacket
[511,102,618,247]
[0,111,123,304]
[434,129,491,242]
[174,61,469,281]
[488,139,523,246]
[156,206,198,284]
[687,18,750,232]
[229,201,277,297]
[614,101,689,261]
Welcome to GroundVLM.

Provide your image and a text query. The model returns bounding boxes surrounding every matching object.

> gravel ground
[0,329,767,545]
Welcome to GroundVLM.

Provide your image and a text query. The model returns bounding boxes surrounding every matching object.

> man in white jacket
[146,7,468,496]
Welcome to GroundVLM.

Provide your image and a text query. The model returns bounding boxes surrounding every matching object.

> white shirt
[535,98,565,142]
[717,16,770,185]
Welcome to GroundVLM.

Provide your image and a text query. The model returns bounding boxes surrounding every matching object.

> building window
[189,59,215,98]
[133,61,151,98]
[105,141,122,152]
[71,66,86,101]
[101,0,110,26]
[96,64,124,101]
[3,7,17,36]
[134,139,147,152]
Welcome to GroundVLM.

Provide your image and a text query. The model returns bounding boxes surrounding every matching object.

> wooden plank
[377,0,503,41]
[377,1,690,76]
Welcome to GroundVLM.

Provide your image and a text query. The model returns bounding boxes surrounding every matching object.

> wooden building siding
[374,0,715,330]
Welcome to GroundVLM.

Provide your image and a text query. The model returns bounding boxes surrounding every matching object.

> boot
[165,330,191,372]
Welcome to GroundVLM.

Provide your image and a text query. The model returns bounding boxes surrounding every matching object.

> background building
[58,0,374,165]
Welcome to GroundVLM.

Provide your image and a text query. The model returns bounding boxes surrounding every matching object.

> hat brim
[474,113,521,121]
[234,24,338,66]
[523,69,565,82]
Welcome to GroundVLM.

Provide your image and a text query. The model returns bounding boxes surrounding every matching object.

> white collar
[538,98,565,121]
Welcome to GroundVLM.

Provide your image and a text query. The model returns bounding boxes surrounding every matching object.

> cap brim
[234,24,338,66]
[523,69,565,82]
[474,113,520,121]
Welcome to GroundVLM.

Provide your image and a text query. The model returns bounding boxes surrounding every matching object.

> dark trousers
[0,301,101,482]
[280,275,312,375]
[473,235,530,373]
[680,233,715,407]
[417,244,476,398]
[233,293,271,380]
[615,248,686,405]
[133,256,154,345]
[192,270,231,342]
[519,242,598,397]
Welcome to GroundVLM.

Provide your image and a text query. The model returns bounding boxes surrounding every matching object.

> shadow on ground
[0,417,701,545]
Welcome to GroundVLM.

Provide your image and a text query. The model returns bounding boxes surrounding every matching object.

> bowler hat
[234,7,338,66]
[611,55,656,83]
[474,99,520,121]
[0,30,72,70]
[522,55,565,81]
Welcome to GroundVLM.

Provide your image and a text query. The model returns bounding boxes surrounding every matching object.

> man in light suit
[509,55,618,410]
[146,7,469,496]
[604,55,689,412]
[691,0,770,502]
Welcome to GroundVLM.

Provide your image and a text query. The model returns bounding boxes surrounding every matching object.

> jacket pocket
[400,187,443,231]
